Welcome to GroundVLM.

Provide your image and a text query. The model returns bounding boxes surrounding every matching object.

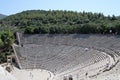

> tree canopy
[0,10,120,34]
[0,30,14,63]
[1,30,14,51]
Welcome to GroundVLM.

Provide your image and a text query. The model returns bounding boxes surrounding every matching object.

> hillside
[0,10,120,34]
[0,14,6,19]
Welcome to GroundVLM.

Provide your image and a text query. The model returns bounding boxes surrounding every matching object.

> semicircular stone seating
[14,33,120,76]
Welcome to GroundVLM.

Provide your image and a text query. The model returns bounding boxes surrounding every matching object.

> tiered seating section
[15,44,108,74]
[14,33,120,75]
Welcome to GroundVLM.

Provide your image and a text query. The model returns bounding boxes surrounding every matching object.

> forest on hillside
[0,10,120,34]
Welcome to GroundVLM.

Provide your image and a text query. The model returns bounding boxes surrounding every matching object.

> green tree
[24,26,35,34]
[0,38,4,48]
[1,30,14,52]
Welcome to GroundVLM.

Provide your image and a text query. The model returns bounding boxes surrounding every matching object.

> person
[85,72,88,77]
[109,29,112,34]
